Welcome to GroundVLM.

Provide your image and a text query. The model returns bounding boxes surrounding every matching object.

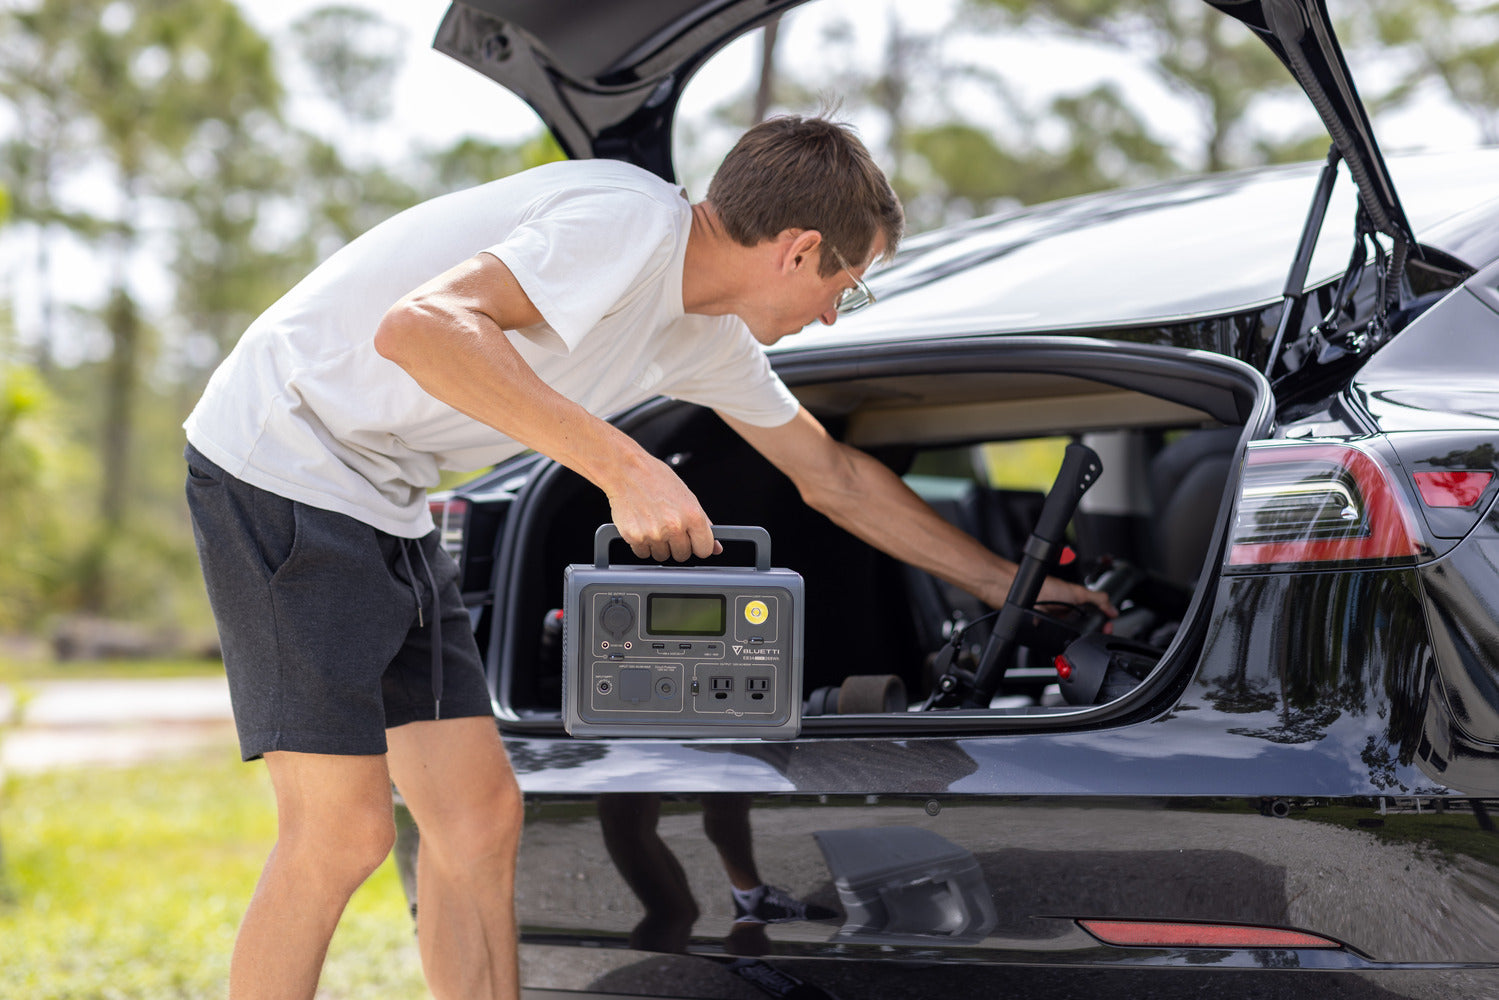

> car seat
[1147,427,1242,588]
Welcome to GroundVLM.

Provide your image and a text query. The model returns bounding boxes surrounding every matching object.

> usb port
[652,642,666,650]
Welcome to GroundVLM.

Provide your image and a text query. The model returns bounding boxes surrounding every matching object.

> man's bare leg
[387,715,523,1000]
[231,751,396,1000]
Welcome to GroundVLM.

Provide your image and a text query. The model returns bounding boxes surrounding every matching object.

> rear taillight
[428,496,470,564]
[1228,442,1423,569]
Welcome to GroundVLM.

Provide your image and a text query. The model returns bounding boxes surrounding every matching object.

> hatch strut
[1264,143,1341,379]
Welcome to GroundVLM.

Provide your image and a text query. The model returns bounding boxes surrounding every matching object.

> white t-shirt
[185,160,801,538]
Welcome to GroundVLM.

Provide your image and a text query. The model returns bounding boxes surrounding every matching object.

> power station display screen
[647,594,726,636]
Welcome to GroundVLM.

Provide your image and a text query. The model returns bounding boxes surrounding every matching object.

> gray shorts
[184,444,493,761]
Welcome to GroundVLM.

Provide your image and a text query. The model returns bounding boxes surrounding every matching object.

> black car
[401,2,1499,997]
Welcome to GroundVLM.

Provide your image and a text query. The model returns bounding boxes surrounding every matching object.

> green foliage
[423,133,567,195]
[1362,0,1499,143]
[0,0,569,632]
[968,0,1499,165]
[965,0,1305,172]
[289,4,405,125]
[0,752,426,999]
[0,365,88,632]
[907,83,1178,213]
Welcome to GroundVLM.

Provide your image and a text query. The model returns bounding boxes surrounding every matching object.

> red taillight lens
[1079,918,1342,950]
[428,497,470,563]
[1414,470,1493,509]
[1229,442,1422,569]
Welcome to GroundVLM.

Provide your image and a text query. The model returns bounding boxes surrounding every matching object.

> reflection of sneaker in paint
[731,884,838,924]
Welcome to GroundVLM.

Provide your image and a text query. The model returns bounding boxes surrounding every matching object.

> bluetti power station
[563,525,803,738]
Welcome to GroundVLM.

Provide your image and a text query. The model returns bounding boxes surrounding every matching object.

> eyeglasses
[829,246,877,315]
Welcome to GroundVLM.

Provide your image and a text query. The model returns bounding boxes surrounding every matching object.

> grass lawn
[0,746,428,999]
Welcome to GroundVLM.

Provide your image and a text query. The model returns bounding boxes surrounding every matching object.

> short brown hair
[707,115,904,278]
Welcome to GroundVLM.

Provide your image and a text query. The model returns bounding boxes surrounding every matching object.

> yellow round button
[744,600,769,625]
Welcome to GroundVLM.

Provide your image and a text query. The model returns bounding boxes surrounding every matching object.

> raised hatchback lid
[433,0,810,182]
[434,0,1416,251]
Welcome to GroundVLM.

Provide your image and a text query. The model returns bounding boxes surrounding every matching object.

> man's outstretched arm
[374,252,719,562]
[719,406,1115,615]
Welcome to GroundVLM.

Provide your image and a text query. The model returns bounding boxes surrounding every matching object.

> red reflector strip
[1414,470,1493,509]
[1079,919,1341,949]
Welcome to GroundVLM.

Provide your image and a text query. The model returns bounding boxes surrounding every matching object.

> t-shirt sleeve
[481,188,674,355]
[666,318,801,428]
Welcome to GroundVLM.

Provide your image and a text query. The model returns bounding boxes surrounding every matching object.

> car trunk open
[484,338,1273,735]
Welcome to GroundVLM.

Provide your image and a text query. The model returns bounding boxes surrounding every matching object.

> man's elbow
[373,298,425,368]
[794,446,863,519]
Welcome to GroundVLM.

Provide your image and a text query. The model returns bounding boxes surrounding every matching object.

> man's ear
[779,229,823,273]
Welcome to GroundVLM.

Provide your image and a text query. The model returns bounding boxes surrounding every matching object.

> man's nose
[817,306,839,327]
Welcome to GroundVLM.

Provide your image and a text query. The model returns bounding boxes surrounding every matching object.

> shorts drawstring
[399,538,444,720]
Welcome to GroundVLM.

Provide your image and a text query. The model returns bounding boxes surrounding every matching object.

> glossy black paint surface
[509,790,1499,995]
[1419,505,1499,752]
[498,569,1499,994]
[1353,287,1499,434]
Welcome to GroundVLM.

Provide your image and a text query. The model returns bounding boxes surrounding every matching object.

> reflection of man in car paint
[597,792,837,956]
[184,115,1112,1000]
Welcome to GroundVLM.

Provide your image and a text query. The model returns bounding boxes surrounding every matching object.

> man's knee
[280,799,397,889]
[421,775,523,871]
[266,750,399,891]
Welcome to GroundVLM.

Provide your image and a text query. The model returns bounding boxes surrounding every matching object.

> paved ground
[0,675,236,775]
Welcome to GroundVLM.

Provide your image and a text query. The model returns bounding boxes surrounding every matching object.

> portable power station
[562,524,803,738]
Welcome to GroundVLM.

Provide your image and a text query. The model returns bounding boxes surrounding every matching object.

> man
[184,115,1110,1000]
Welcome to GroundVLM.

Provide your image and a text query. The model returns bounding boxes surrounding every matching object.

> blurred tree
[419,133,566,195]
[713,7,1176,230]
[288,4,406,126]
[65,0,285,611]
[1359,0,1499,144]
[966,0,1304,172]
[0,0,107,373]
[754,18,783,124]
[169,130,428,397]
[0,0,289,615]
[0,363,89,631]
[906,82,1175,218]
[0,1,473,628]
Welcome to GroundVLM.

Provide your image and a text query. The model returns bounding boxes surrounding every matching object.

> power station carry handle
[593,524,772,571]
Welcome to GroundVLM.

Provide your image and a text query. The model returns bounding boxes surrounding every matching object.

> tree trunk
[81,281,141,613]
[753,18,780,124]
